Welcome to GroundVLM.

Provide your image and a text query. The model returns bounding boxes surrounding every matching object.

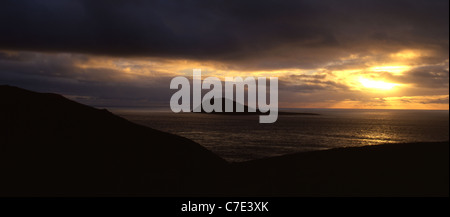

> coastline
[1,86,448,197]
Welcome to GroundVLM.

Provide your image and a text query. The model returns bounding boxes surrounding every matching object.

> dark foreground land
[0,85,448,197]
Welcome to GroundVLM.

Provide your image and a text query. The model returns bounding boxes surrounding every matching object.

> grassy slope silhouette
[0,85,448,196]
[0,85,226,196]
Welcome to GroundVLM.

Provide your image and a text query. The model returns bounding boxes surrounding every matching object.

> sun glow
[369,65,411,75]
[359,77,399,90]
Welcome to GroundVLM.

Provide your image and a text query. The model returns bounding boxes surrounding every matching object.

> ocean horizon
[112,108,449,162]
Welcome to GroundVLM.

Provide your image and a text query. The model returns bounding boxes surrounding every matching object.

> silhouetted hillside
[0,85,226,196]
[227,141,449,196]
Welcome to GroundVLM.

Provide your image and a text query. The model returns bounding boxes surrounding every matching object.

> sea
[112,108,449,162]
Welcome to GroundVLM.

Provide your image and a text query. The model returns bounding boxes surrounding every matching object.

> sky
[0,0,448,110]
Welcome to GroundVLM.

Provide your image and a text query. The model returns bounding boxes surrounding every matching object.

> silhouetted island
[0,85,448,196]
[193,97,319,116]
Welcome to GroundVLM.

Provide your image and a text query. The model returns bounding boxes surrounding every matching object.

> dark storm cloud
[377,64,450,89]
[0,0,325,59]
[0,0,448,68]
[279,74,349,93]
[423,96,449,104]
[0,0,448,108]
[405,65,449,88]
[0,51,176,106]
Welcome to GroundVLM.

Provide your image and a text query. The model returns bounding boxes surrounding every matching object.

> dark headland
[0,85,448,196]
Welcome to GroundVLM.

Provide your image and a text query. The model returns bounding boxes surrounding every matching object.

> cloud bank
[0,0,448,109]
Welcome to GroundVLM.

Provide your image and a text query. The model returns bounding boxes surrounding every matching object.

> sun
[359,77,399,90]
